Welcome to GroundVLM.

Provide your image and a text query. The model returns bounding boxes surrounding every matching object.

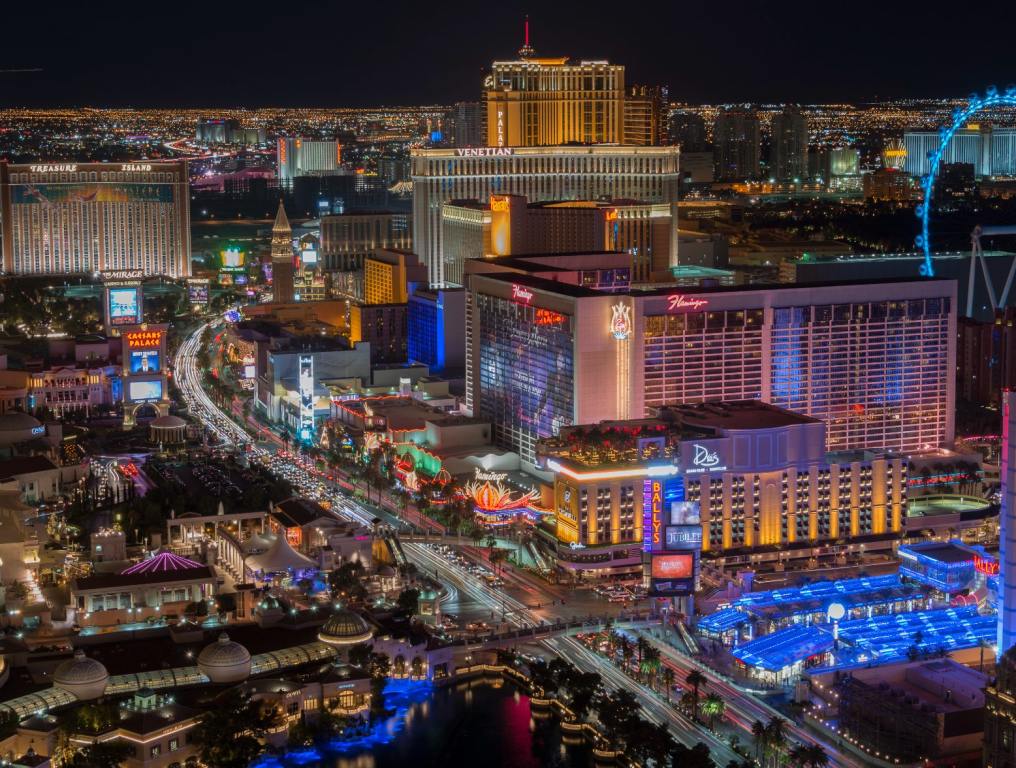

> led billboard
[108,287,140,326]
[129,350,160,374]
[128,379,163,402]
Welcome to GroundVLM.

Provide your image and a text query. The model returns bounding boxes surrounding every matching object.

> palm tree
[701,692,725,729]
[640,646,662,690]
[788,744,829,768]
[620,637,635,674]
[686,669,706,719]
[751,719,767,763]
[662,666,676,702]
[764,717,788,768]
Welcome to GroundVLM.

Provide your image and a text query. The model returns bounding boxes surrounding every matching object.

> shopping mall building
[464,271,957,468]
[536,401,908,575]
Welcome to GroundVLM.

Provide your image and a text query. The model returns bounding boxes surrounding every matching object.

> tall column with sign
[103,273,146,336]
[121,324,170,428]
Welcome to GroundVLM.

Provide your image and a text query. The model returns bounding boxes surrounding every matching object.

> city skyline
[4,0,1016,108]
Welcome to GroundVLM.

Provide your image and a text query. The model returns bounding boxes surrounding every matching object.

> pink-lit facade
[465,275,956,467]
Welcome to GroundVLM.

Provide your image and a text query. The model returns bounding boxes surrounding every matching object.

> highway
[175,321,741,765]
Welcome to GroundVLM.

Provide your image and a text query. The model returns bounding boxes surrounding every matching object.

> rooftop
[0,455,57,478]
[661,401,820,431]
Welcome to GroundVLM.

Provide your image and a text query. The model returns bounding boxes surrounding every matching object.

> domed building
[318,609,373,647]
[197,633,251,683]
[149,414,187,447]
[53,650,109,700]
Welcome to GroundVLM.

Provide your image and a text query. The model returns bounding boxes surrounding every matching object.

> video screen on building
[651,553,694,580]
[129,350,160,374]
[108,287,140,325]
[243,364,256,379]
[220,247,245,270]
[128,379,162,403]
[301,248,318,266]
[649,552,697,597]
[187,280,209,305]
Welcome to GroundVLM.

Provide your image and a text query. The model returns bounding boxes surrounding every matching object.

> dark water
[255,677,593,768]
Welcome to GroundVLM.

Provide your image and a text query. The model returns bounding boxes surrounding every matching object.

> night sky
[3,0,1016,107]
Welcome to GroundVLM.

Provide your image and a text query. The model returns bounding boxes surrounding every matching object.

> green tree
[395,588,420,615]
[595,688,640,750]
[368,652,392,722]
[685,669,706,719]
[67,740,134,768]
[701,692,725,729]
[193,688,275,768]
[788,744,829,768]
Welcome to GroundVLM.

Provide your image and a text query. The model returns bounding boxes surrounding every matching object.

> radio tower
[518,15,535,58]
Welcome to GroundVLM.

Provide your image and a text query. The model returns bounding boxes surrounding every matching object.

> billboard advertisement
[299,354,314,442]
[12,183,174,205]
[108,287,140,326]
[649,552,697,596]
[128,379,163,403]
[220,247,246,271]
[187,279,209,305]
[129,350,160,374]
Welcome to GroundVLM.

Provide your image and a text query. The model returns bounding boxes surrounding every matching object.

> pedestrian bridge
[448,615,659,649]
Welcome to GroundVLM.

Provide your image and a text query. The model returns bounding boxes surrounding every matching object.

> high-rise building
[196,118,265,145]
[863,168,917,201]
[1001,390,1016,656]
[623,85,668,146]
[903,127,989,177]
[0,161,191,277]
[769,107,808,182]
[450,102,484,148]
[271,201,295,303]
[465,270,955,466]
[668,112,707,152]
[277,138,342,182]
[441,195,675,284]
[538,402,907,572]
[363,248,427,305]
[319,212,412,298]
[408,284,465,373]
[992,128,1016,177]
[484,46,625,147]
[957,316,995,405]
[411,145,680,284]
[713,108,761,181]
[985,647,1016,768]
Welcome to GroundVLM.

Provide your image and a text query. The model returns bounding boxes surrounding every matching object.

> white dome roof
[197,633,251,683]
[318,609,373,647]
[54,650,109,700]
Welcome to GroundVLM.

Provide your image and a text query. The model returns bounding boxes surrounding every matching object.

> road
[175,321,739,765]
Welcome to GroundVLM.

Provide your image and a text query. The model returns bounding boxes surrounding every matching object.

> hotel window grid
[643,309,765,408]
[771,299,951,453]
[475,293,574,464]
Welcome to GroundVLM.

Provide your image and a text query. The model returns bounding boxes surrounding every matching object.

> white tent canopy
[246,533,315,573]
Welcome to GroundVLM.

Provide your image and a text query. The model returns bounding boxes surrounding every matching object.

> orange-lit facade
[485,58,625,147]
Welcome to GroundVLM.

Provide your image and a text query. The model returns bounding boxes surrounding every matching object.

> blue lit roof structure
[697,607,751,634]
[731,625,835,672]
[729,574,919,621]
[835,606,995,665]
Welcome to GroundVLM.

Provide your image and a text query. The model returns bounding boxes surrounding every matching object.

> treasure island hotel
[0,160,191,277]
[412,39,677,285]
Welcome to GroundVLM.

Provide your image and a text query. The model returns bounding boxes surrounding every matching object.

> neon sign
[693,444,720,468]
[667,294,708,312]
[30,164,77,173]
[535,308,564,326]
[975,555,999,576]
[610,302,632,340]
[650,480,662,547]
[125,330,164,349]
[512,284,534,304]
[490,195,511,212]
[121,164,152,172]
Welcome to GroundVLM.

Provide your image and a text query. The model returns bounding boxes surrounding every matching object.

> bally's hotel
[465,271,956,467]
[411,146,680,284]
[0,161,191,277]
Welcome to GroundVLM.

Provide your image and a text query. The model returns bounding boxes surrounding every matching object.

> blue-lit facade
[897,541,980,595]
[408,285,465,374]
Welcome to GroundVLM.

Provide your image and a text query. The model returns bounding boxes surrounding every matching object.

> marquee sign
[456,147,513,157]
[667,294,708,312]
[610,302,632,340]
[125,330,164,349]
[512,284,534,304]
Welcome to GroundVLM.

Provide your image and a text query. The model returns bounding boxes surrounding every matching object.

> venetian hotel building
[464,272,956,467]
[411,145,680,284]
[0,161,191,277]
[537,402,907,573]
